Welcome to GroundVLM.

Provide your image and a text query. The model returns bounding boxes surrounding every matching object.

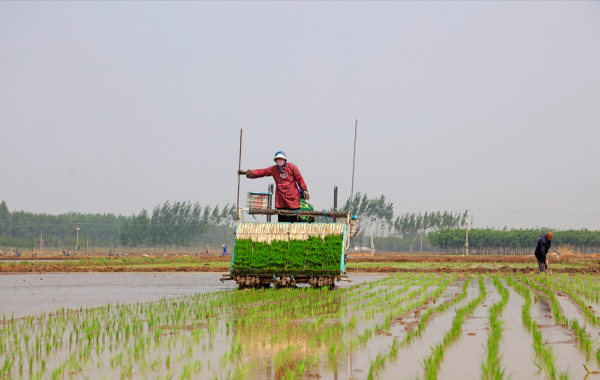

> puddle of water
[437,277,501,380]
[0,272,408,380]
[4,273,594,380]
[374,278,478,380]
[332,276,444,377]
[0,273,386,318]
[531,297,589,378]
[499,285,542,379]
[554,293,600,347]
[0,272,237,318]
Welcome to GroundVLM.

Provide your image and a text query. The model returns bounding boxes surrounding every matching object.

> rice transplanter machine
[220,191,358,289]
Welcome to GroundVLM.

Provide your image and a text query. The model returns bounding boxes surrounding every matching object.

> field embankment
[2,254,600,274]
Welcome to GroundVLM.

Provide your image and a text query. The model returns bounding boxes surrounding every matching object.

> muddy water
[0,273,385,318]
[498,284,541,379]
[0,272,395,380]
[555,292,600,345]
[0,272,235,318]
[372,277,480,380]
[531,295,589,378]
[438,276,502,380]
[6,273,597,380]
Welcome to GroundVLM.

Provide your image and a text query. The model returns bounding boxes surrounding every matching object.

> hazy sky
[1,2,599,230]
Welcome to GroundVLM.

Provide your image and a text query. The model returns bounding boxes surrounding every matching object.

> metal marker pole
[350,119,357,209]
[267,184,274,222]
[350,120,358,251]
[465,210,469,256]
[333,186,338,223]
[237,129,243,220]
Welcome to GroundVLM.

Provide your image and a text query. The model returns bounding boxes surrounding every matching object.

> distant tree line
[3,195,599,254]
[340,193,600,253]
[0,200,121,250]
[118,201,237,250]
[428,228,600,255]
[342,193,466,251]
[0,200,237,251]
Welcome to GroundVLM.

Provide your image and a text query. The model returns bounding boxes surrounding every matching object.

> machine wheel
[274,276,297,289]
[309,276,335,290]
[235,276,261,290]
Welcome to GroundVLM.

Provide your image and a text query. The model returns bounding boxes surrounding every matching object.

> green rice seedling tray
[230,222,346,276]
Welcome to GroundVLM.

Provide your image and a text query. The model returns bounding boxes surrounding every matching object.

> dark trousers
[536,257,547,272]
[277,208,299,223]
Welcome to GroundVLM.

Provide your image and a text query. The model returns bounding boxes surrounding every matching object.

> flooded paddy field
[1,269,600,379]
[0,273,385,319]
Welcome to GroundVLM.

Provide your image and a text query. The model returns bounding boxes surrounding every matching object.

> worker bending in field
[534,231,553,273]
[238,151,309,223]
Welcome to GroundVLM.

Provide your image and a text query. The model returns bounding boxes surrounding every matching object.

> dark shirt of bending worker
[238,151,309,223]
[534,231,553,273]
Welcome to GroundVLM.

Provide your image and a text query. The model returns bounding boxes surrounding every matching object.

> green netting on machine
[232,238,253,274]
[305,236,324,274]
[287,240,306,273]
[252,242,270,272]
[269,240,288,272]
[323,235,344,271]
[232,234,344,275]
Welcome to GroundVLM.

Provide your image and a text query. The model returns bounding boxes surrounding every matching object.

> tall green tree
[0,201,11,235]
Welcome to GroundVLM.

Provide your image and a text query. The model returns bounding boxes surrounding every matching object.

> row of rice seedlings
[546,274,600,326]
[568,274,600,304]
[355,274,426,309]
[420,275,487,380]
[237,273,430,378]
[0,288,241,378]
[264,273,441,378]
[504,276,567,380]
[403,275,470,345]
[215,273,422,378]
[361,274,444,322]
[346,274,440,350]
[364,274,463,379]
[552,274,600,363]
[0,272,434,379]
[480,276,510,380]
[519,275,597,362]
[245,273,418,327]
[358,275,453,349]
[358,280,422,320]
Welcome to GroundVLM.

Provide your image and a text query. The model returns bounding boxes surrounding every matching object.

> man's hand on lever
[238,169,253,178]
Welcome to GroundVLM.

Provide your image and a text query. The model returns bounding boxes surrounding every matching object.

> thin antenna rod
[350,119,357,211]
[236,129,243,219]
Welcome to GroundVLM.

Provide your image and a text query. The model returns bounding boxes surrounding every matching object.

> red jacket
[249,162,307,209]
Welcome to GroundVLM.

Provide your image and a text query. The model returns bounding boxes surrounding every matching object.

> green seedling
[584,364,600,374]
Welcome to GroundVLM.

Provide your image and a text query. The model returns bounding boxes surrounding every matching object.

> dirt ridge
[0,265,230,273]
